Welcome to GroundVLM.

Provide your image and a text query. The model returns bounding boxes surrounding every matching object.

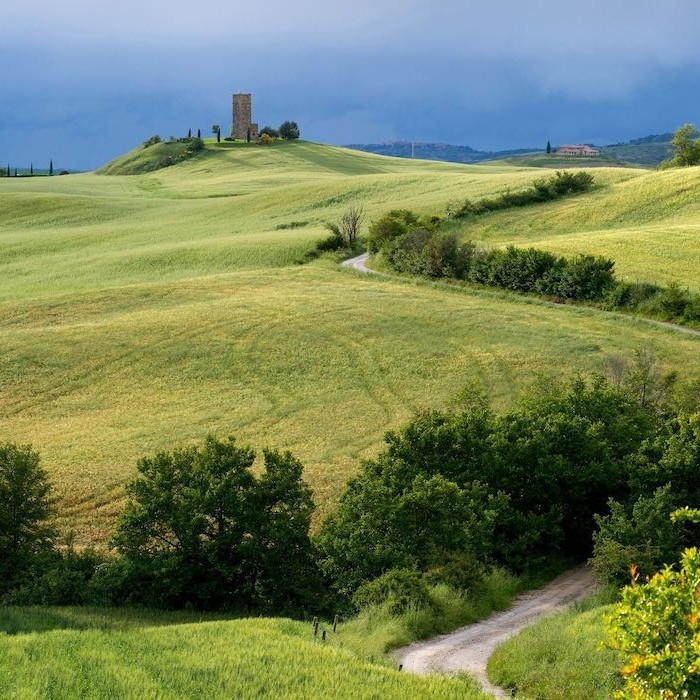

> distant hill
[347,133,674,168]
[600,133,673,166]
[344,141,539,164]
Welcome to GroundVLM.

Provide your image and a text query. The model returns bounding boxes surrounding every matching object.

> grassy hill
[0,607,484,699]
[1,140,700,545]
[450,164,700,290]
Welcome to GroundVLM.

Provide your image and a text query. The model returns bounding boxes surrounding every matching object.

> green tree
[259,126,279,139]
[668,123,700,167]
[279,121,300,140]
[546,140,552,154]
[112,436,318,611]
[0,443,56,592]
[49,159,53,176]
[591,485,691,586]
[607,545,700,699]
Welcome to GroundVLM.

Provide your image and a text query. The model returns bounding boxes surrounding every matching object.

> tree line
[1,354,699,615]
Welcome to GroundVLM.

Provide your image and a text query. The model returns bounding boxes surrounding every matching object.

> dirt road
[340,252,371,272]
[395,566,597,697]
[340,253,700,339]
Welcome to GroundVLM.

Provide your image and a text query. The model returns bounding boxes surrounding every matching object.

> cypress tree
[49,159,53,176]
[197,128,201,139]
[30,163,33,175]
[6,164,9,177]
[546,140,552,154]
[188,128,192,138]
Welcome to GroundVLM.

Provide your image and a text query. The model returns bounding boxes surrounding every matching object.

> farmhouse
[556,144,601,157]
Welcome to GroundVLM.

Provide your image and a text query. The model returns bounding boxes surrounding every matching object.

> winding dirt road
[340,252,700,339]
[395,566,597,697]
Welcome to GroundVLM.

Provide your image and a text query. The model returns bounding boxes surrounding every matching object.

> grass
[453,165,700,291]
[1,141,699,545]
[331,568,522,664]
[0,607,487,699]
[487,596,621,699]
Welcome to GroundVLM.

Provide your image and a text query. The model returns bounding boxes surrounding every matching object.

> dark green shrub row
[452,170,595,218]
[604,280,700,324]
[386,231,616,302]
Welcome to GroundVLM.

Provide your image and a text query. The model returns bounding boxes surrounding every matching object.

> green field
[0,607,484,699]
[2,140,700,545]
[454,164,700,291]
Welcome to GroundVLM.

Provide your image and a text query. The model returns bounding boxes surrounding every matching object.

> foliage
[607,547,700,699]
[318,375,656,597]
[0,442,56,595]
[279,121,300,140]
[112,436,319,611]
[387,230,474,278]
[365,208,420,253]
[452,170,595,218]
[591,486,691,586]
[317,467,500,597]
[258,133,274,145]
[663,123,700,168]
[259,126,279,139]
[353,568,433,614]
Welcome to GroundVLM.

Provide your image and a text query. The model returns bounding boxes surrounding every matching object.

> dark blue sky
[2,0,699,170]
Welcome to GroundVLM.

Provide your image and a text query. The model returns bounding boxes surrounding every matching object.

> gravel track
[395,566,597,697]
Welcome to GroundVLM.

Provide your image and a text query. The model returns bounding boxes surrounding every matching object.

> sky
[1,0,700,170]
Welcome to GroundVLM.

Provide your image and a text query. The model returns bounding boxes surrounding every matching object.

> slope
[0,141,697,545]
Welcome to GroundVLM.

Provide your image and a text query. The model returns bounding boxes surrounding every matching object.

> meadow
[1,140,700,545]
[0,607,486,699]
[454,163,700,290]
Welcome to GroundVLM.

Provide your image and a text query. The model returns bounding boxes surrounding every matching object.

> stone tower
[232,93,258,140]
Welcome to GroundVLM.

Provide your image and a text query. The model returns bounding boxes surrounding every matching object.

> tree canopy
[113,436,319,611]
[279,121,300,140]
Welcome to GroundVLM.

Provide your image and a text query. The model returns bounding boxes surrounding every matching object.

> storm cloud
[2,0,699,169]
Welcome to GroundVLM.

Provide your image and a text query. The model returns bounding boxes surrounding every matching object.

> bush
[452,171,595,218]
[279,121,300,140]
[591,486,690,586]
[258,133,274,145]
[542,253,616,301]
[353,568,433,614]
[143,135,162,148]
[0,443,56,595]
[607,546,700,698]
[386,230,474,278]
[365,209,421,253]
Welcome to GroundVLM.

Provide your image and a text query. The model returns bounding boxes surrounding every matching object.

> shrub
[353,568,433,614]
[0,443,56,595]
[606,546,700,699]
[452,171,595,218]
[258,133,274,145]
[591,486,690,586]
[143,135,162,148]
[366,209,421,253]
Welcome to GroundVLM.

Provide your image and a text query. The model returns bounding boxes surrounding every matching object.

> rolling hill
[1,139,699,547]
